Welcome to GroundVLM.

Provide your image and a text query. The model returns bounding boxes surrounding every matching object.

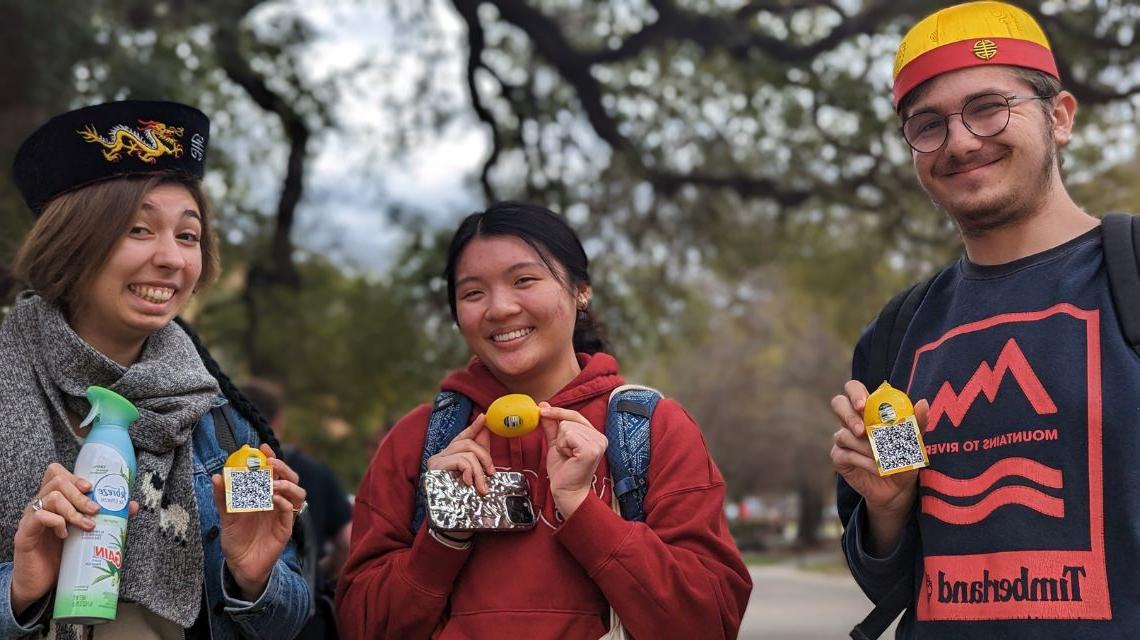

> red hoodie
[336,353,751,639]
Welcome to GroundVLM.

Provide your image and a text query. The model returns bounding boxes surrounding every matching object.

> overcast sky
[273,1,488,272]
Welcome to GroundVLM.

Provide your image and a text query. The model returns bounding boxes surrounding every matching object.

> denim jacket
[1,396,311,639]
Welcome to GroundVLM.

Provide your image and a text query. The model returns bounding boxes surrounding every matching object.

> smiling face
[905,66,1063,236]
[453,234,587,398]
[68,182,204,358]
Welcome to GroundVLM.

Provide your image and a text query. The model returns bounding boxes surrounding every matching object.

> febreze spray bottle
[53,386,139,624]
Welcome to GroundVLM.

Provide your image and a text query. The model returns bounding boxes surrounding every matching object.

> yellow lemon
[863,382,915,427]
[486,394,540,438]
[225,443,270,472]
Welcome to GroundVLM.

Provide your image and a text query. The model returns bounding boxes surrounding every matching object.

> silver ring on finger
[29,497,44,513]
[292,500,308,516]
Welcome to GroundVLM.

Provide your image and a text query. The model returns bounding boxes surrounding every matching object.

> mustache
[934,149,1006,176]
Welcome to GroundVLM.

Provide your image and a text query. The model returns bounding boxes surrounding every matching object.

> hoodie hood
[441,352,624,411]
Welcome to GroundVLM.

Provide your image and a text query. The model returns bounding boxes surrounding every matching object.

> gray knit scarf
[0,293,220,633]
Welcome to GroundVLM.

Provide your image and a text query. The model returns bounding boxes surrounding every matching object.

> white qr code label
[867,415,929,476]
[224,468,275,512]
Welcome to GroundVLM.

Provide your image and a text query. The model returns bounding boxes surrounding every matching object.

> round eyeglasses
[901,93,1054,153]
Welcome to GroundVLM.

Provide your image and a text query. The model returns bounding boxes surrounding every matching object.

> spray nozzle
[79,386,141,430]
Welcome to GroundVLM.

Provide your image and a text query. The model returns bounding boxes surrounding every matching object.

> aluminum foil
[422,469,535,531]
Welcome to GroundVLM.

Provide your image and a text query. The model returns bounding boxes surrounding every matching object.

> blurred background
[2,1,1138,636]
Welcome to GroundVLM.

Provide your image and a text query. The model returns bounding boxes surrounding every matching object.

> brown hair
[897,67,1062,119]
[12,174,220,308]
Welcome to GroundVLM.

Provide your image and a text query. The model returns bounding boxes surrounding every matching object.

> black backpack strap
[211,405,239,454]
[1103,213,1140,358]
[865,276,936,389]
[850,576,911,640]
[847,275,936,639]
[410,391,473,533]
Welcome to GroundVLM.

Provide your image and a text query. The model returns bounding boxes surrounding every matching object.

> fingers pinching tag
[223,444,274,513]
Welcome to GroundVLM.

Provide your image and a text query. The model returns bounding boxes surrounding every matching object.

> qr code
[224,468,274,512]
[869,417,927,474]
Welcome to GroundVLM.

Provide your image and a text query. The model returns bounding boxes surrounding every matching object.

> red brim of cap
[893,38,1059,108]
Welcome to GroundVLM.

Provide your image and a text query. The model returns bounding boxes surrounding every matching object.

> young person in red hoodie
[336,201,751,639]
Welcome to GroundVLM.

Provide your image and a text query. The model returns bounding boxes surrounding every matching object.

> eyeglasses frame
[900,93,1056,154]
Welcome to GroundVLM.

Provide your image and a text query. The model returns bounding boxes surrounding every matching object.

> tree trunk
[796,481,823,549]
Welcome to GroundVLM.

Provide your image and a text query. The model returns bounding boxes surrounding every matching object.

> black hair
[443,201,608,354]
[173,317,282,455]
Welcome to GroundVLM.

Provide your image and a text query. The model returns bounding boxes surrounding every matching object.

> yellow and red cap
[893,1,1059,107]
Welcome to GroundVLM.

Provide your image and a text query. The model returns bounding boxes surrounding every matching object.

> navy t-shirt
[842,227,1140,638]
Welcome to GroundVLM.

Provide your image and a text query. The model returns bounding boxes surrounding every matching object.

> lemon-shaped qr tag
[864,382,914,427]
[862,382,928,477]
[225,444,270,472]
[486,394,540,438]
[223,444,274,513]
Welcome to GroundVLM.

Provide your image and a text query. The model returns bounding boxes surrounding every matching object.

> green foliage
[195,251,466,490]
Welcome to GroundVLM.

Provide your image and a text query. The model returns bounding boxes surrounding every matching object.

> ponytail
[573,307,608,355]
[174,317,282,456]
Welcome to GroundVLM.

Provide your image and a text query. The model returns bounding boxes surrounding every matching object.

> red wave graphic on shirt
[921,457,1065,525]
[920,457,1063,496]
[926,338,1057,432]
[923,487,1065,525]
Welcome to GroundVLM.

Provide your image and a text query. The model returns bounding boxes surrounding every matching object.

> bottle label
[93,474,130,513]
[54,443,132,622]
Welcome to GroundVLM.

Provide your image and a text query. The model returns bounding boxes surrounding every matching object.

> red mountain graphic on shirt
[907,305,1110,621]
[926,338,1058,432]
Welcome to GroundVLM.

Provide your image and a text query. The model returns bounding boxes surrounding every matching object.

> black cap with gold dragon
[12,100,210,217]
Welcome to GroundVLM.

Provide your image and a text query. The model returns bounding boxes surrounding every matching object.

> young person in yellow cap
[830,2,1140,638]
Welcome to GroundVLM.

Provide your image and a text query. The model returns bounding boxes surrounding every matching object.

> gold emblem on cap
[77,120,184,164]
[972,39,998,61]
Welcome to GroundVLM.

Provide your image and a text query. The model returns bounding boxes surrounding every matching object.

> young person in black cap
[0,101,311,639]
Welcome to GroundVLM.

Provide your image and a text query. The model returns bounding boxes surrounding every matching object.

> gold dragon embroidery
[77,120,185,164]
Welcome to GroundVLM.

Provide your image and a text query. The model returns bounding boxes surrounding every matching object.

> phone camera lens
[505,496,535,525]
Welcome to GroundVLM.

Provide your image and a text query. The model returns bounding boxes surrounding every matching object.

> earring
[576,294,589,310]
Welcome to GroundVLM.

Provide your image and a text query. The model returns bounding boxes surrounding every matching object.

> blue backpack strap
[410,391,473,533]
[604,385,662,522]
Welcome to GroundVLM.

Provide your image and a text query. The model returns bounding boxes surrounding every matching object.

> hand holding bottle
[11,464,138,616]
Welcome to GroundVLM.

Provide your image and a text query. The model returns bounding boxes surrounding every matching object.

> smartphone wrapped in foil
[421,469,537,531]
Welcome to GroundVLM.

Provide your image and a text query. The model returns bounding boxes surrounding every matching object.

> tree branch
[652,171,813,207]
[475,0,632,153]
[588,0,896,65]
[453,0,501,202]
[214,21,307,288]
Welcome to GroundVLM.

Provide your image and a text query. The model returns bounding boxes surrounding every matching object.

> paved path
[739,563,899,639]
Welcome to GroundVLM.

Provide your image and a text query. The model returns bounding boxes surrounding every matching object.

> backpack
[210,405,337,640]
[410,384,662,533]
[847,213,1140,640]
